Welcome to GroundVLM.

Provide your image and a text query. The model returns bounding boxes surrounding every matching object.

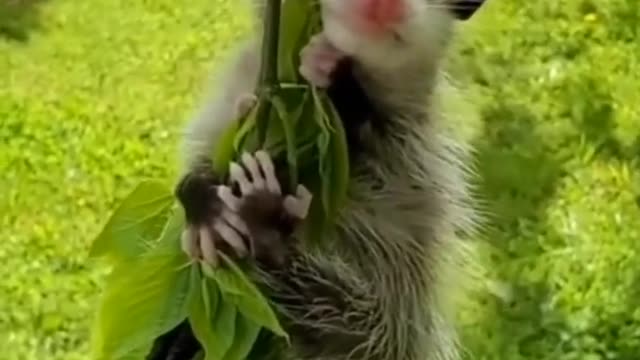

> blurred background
[1,0,639,359]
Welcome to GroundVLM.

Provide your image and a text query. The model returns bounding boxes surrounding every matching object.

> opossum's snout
[320,0,454,70]
[354,0,407,35]
[320,0,409,39]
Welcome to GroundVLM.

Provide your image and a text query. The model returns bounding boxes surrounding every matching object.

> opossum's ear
[449,0,486,20]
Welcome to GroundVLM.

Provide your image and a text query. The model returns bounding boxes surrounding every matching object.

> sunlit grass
[1,0,639,358]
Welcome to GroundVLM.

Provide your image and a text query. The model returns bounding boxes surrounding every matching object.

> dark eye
[448,0,485,20]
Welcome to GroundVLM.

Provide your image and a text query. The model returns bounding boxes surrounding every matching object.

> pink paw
[299,33,345,88]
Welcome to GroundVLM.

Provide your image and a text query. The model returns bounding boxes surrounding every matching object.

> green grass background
[1,0,639,359]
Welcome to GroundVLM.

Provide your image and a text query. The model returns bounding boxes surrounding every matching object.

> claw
[255,150,281,195]
[199,226,218,266]
[213,219,248,258]
[241,152,265,190]
[221,208,250,237]
[218,185,242,212]
[283,184,313,220]
[230,162,253,194]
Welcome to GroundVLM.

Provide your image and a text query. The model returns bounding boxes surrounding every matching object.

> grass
[1,0,639,359]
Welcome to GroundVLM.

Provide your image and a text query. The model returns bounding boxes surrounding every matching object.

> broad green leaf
[213,268,250,297]
[157,206,187,251]
[215,256,287,339]
[207,288,237,359]
[233,103,260,154]
[212,121,241,176]
[222,315,262,360]
[90,180,174,263]
[245,330,288,360]
[271,94,298,191]
[321,94,350,218]
[228,292,286,340]
[311,89,333,216]
[293,93,323,170]
[189,275,237,360]
[317,134,332,216]
[261,105,286,157]
[106,344,154,360]
[278,0,315,83]
[90,238,192,359]
[299,172,329,246]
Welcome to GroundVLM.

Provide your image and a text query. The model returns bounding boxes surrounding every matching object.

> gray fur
[179,1,479,358]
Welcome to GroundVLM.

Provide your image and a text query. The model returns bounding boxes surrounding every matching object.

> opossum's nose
[357,0,407,33]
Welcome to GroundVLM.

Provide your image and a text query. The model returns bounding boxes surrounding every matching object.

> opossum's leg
[180,38,259,172]
[175,91,261,266]
[175,39,262,266]
[218,152,381,358]
[299,32,346,88]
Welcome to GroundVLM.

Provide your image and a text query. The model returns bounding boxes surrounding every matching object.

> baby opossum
[152,0,486,359]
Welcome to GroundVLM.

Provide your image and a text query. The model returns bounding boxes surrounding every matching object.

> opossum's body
[160,1,485,359]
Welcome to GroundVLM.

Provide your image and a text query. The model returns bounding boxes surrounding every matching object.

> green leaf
[278,0,316,83]
[310,88,333,216]
[222,315,262,360]
[108,344,154,360]
[215,256,287,339]
[209,267,246,297]
[90,237,192,359]
[271,94,298,191]
[321,93,350,218]
[89,180,174,263]
[212,121,240,176]
[189,274,237,360]
[157,207,187,250]
[233,102,260,155]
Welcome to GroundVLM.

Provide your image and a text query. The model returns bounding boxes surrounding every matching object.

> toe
[181,227,200,259]
[217,186,242,212]
[221,208,250,237]
[214,219,248,258]
[241,152,265,190]
[199,226,218,266]
[255,150,281,195]
[230,162,253,194]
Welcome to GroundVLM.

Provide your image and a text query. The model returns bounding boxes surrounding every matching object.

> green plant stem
[256,0,282,146]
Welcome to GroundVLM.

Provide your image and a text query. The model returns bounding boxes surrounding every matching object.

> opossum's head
[319,0,486,70]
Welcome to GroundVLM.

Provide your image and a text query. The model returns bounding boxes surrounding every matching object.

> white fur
[321,0,455,71]
[178,1,478,358]
[179,37,260,174]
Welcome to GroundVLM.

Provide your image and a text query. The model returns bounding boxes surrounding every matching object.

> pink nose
[359,0,407,29]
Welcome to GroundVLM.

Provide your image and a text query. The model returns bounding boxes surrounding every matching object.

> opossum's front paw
[218,150,312,268]
[299,32,345,88]
[175,165,250,266]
